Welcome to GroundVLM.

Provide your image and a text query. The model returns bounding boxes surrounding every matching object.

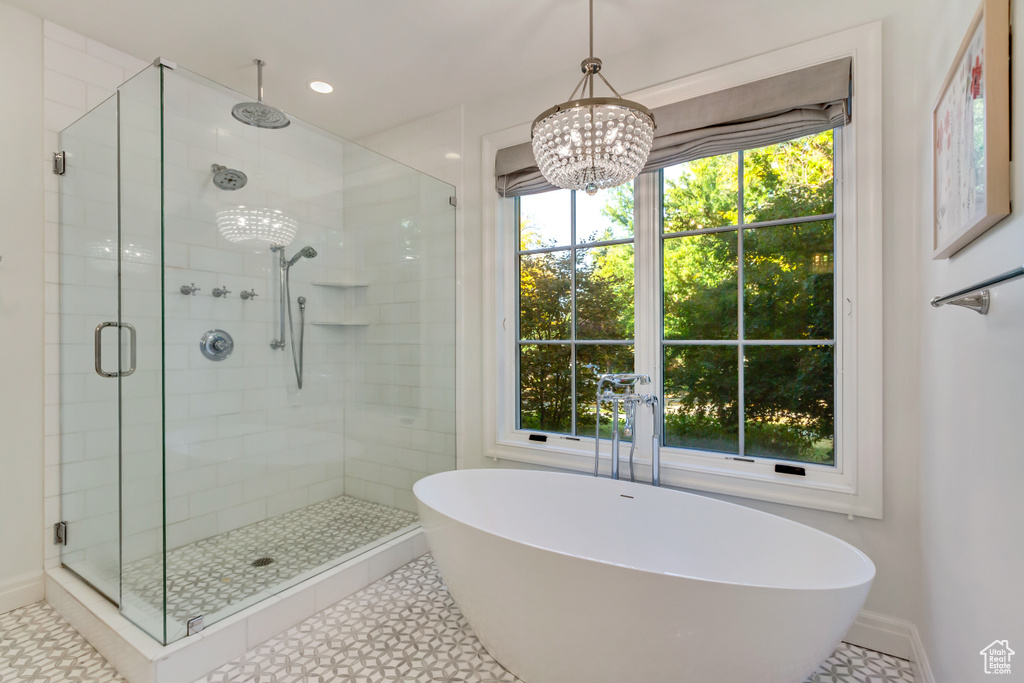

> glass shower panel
[117,65,167,643]
[158,66,357,640]
[58,96,120,602]
[340,144,457,514]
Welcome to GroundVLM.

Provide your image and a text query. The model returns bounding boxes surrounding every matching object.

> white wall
[917,0,1024,680]
[0,0,45,613]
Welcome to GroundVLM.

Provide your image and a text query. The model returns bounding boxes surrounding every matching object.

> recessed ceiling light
[308,80,333,94]
[444,152,461,160]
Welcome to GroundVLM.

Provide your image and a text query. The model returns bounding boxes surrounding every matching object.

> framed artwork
[932,0,1010,259]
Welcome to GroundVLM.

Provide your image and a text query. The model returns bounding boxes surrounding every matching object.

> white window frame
[481,22,883,518]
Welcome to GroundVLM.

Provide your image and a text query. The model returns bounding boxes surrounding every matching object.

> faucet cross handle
[180,283,201,296]
[598,373,652,389]
[240,289,258,301]
[212,286,232,298]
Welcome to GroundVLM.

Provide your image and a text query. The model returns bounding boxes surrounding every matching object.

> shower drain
[251,556,275,568]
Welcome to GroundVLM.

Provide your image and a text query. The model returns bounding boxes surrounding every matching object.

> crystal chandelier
[531,0,655,196]
[217,206,297,246]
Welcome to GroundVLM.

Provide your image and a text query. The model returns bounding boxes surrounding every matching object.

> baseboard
[908,622,936,683]
[0,570,45,614]
[844,610,934,683]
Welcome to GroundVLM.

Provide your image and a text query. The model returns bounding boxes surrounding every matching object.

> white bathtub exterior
[414,469,875,683]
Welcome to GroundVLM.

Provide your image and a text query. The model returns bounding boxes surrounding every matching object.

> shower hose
[285,267,305,389]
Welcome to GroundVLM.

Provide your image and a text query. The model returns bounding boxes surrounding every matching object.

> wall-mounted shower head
[232,59,290,129]
[286,246,318,267]
[211,164,248,191]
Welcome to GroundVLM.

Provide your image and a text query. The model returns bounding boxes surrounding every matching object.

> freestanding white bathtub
[414,468,874,683]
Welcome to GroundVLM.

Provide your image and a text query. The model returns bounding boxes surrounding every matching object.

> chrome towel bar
[930,264,1024,314]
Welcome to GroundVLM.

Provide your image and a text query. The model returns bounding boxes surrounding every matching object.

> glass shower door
[58,95,121,603]
[58,65,167,644]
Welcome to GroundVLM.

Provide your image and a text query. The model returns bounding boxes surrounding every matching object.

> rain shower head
[286,246,318,267]
[232,59,290,129]
[211,164,248,191]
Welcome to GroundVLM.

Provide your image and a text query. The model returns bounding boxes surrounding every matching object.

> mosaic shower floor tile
[122,495,419,628]
[0,555,915,683]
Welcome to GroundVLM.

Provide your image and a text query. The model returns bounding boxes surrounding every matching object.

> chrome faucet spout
[595,373,660,486]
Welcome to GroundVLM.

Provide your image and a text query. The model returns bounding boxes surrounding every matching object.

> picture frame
[932,0,1010,260]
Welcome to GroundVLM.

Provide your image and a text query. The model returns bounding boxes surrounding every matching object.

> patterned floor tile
[807,643,916,683]
[0,601,125,682]
[0,556,915,683]
[122,495,418,628]
[204,555,916,683]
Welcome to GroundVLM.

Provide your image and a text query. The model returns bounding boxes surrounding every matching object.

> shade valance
[496,57,852,197]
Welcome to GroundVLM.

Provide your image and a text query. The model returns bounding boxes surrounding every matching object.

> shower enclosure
[56,61,456,644]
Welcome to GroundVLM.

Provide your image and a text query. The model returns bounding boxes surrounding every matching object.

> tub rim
[414,467,876,592]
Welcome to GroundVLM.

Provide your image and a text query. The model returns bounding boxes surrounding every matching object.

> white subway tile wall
[46,22,456,642]
[339,142,456,513]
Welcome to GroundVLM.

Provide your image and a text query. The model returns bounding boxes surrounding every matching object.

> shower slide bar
[930,264,1024,315]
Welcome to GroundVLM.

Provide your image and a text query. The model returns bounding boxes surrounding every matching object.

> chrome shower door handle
[94,322,118,378]
[121,323,137,377]
[94,322,136,378]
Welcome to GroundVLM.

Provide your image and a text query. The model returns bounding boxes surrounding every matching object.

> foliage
[518,131,837,463]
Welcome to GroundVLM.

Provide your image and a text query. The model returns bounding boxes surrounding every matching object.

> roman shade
[496,57,852,197]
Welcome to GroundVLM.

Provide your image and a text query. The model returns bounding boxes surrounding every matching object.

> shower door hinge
[186,615,205,636]
[53,521,67,546]
[52,151,66,175]
[449,195,457,207]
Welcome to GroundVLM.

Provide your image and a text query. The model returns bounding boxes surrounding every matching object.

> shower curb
[45,527,428,683]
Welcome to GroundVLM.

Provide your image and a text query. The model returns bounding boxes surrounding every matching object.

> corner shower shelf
[312,281,369,288]
[310,320,369,326]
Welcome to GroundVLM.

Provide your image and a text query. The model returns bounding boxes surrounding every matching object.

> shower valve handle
[212,286,232,298]
[180,283,201,296]
[240,289,258,301]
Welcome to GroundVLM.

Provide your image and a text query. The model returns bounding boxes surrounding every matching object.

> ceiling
[5,0,790,140]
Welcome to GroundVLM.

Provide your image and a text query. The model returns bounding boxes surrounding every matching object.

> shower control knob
[180,283,201,296]
[240,289,258,300]
[212,286,232,298]
[200,329,234,361]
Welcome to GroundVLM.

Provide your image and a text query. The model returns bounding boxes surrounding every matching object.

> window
[517,187,635,437]
[516,130,836,466]
[661,131,836,465]
[486,26,883,517]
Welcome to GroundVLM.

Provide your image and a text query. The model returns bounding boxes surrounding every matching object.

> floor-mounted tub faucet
[595,374,661,486]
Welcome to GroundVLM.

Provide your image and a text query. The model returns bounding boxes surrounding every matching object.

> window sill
[486,437,882,519]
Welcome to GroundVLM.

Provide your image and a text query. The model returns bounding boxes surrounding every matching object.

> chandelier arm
[596,71,623,99]
[568,71,590,101]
